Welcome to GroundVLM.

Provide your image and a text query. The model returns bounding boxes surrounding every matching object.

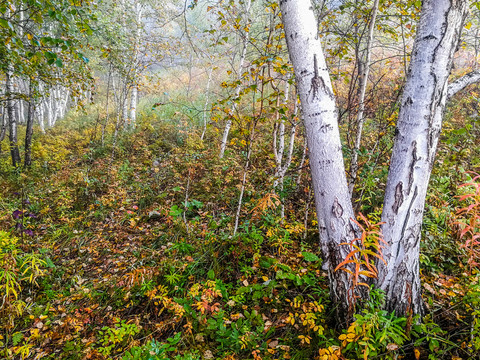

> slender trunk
[233,130,255,236]
[37,99,45,134]
[122,81,129,128]
[349,0,380,195]
[0,106,6,153]
[273,79,297,220]
[102,64,113,145]
[111,84,129,162]
[129,85,137,129]
[377,0,468,316]
[281,0,360,320]
[128,1,142,130]
[296,129,307,186]
[47,86,54,127]
[201,64,213,141]
[24,81,35,167]
[219,0,252,159]
[6,63,21,167]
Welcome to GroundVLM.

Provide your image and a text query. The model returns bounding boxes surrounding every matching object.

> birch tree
[280,0,361,319]
[376,0,469,316]
[280,0,469,320]
[218,0,252,159]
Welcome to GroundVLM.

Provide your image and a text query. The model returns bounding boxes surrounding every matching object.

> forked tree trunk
[280,0,361,320]
[376,0,468,316]
[282,0,468,321]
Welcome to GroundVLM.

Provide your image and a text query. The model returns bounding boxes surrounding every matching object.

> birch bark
[6,62,21,167]
[377,0,468,316]
[280,0,360,319]
[447,69,480,100]
[24,80,35,167]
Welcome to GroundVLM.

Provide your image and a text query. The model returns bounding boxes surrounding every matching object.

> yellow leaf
[465,22,472,30]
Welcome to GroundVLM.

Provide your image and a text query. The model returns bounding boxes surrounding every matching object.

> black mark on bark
[308,54,334,102]
[332,197,343,218]
[407,141,418,196]
[392,182,404,214]
[400,186,418,242]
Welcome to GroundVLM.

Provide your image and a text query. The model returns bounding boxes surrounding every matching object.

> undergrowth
[0,109,478,360]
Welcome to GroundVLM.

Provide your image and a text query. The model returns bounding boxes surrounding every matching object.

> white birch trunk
[47,87,54,127]
[129,86,137,129]
[201,64,214,141]
[219,0,252,159]
[128,1,142,130]
[281,0,360,319]
[377,0,468,316]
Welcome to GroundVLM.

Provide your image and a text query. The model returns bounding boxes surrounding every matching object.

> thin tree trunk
[102,63,113,145]
[377,0,468,316]
[0,106,6,153]
[128,1,142,130]
[219,0,252,159]
[37,98,45,134]
[6,63,21,167]
[296,129,307,186]
[281,0,360,320]
[201,64,213,141]
[348,0,380,195]
[233,130,255,236]
[24,80,35,167]
[129,85,137,129]
[447,70,480,100]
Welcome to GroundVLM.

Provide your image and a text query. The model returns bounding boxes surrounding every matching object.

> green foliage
[97,319,141,356]
[0,231,46,328]
[339,288,408,359]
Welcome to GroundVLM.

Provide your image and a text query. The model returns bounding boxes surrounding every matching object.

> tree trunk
[219,0,252,159]
[280,0,360,320]
[0,106,6,153]
[348,0,380,195]
[201,64,214,141]
[128,1,142,130]
[6,63,21,167]
[102,63,113,145]
[24,81,35,167]
[377,0,468,316]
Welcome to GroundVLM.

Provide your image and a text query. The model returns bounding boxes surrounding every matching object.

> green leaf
[12,332,23,346]
[207,269,215,280]
[302,251,320,262]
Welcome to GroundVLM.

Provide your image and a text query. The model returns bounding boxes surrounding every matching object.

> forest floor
[0,114,479,360]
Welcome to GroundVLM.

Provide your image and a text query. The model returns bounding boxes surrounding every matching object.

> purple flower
[23,198,31,205]
[27,213,37,219]
[24,229,34,236]
[12,210,23,219]
[16,222,23,230]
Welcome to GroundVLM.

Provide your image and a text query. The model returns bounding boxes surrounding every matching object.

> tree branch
[447,70,480,100]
